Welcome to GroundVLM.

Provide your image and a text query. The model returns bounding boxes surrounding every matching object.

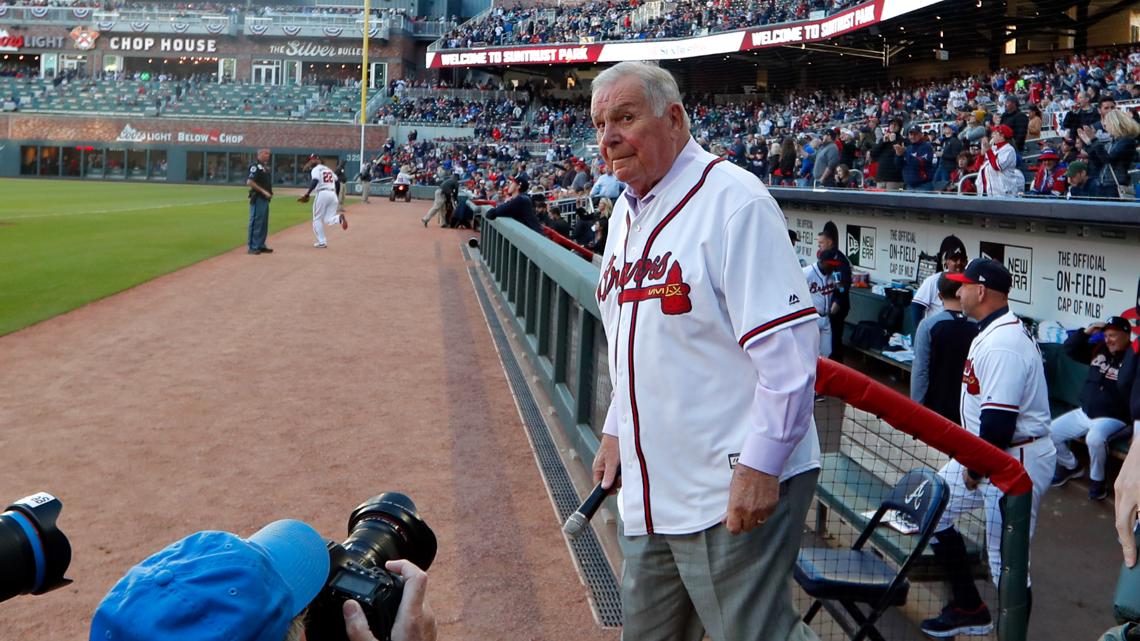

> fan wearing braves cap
[591,61,821,641]
[1050,315,1133,500]
[300,154,349,249]
[89,519,436,641]
[1029,148,1068,196]
[483,174,543,234]
[919,259,1056,637]
[978,125,1024,197]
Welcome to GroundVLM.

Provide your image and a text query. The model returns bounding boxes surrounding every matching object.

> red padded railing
[542,227,595,261]
[815,359,1033,497]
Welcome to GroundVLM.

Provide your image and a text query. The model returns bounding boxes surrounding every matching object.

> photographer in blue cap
[89,519,436,641]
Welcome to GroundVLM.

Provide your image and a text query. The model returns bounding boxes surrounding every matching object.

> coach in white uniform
[301,154,346,248]
[919,259,1056,638]
[590,61,821,641]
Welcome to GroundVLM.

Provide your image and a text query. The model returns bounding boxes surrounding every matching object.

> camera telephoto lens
[0,493,72,604]
[342,492,436,572]
[305,493,436,641]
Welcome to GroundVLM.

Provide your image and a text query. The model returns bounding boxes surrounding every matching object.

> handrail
[956,172,978,195]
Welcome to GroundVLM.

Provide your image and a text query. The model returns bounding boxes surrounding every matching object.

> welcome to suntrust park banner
[425,0,941,68]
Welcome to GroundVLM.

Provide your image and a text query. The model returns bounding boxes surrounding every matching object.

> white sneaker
[314,242,327,248]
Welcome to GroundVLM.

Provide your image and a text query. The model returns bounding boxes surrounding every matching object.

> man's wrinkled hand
[592,434,621,492]
[962,467,981,491]
[723,464,779,534]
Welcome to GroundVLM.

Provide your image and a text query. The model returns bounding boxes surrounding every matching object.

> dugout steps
[462,240,623,628]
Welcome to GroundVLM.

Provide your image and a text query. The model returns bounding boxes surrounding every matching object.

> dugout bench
[841,288,916,380]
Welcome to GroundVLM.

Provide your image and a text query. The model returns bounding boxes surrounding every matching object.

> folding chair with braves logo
[795,469,949,641]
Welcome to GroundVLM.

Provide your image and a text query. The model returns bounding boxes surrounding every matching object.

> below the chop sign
[108,36,218,53]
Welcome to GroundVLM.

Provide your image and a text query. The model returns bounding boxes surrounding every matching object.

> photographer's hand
[388,560,437,641]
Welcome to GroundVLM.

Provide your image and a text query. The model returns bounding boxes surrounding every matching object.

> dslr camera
[305,493,436,641]
[0,492,72,604]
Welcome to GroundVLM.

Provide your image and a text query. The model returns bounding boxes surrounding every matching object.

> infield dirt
[0,199,618,641]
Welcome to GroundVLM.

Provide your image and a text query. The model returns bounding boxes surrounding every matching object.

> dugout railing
[477,217,1033,641]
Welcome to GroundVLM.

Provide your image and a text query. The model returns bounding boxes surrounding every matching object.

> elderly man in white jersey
[590,61,821,641]
[918,259,1056,638]
[299,154,348,248]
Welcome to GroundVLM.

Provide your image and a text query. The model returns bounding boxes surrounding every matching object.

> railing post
[997,492,1032,641]
[575,308,596,425]
[524,262,539,336]
[553,288,570,384]
[536,275,551,357]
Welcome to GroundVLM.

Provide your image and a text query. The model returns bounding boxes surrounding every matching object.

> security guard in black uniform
[246,148,274,255]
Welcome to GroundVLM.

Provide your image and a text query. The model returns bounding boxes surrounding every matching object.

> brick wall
[1,113,390,150]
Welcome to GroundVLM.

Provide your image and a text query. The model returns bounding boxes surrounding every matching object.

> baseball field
[0,179,319,336]
[0,183,613,641]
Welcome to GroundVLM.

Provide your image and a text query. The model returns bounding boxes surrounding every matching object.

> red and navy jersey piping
[738,307,819,348]
[624,157,724,535]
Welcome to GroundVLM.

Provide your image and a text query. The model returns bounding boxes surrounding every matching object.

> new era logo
[788,294,800,305]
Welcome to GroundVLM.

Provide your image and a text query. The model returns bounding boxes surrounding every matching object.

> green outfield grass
[0,179,317,337]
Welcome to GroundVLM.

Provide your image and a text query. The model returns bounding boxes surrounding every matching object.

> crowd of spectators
[437,0,859,49]
[364,48,1138,203]
[374,95,526,128]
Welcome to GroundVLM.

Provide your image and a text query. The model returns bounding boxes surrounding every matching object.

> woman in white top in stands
[911,235,968,327]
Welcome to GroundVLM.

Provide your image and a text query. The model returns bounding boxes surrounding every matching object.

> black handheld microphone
[562,469,620,539]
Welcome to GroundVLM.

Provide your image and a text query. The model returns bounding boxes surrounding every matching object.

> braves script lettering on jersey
[597,138,821,536]
[803,264,834,357]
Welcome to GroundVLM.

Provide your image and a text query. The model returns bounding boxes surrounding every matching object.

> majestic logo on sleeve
[597,252,692,315]
[962,359,980,395]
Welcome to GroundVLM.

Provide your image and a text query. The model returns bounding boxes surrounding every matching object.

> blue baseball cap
[90,520,330,641]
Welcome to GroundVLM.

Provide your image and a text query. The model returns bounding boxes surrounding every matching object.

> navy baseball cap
[946,258,1012,294]
[90,520,329,641]
[1105,316,1132,333]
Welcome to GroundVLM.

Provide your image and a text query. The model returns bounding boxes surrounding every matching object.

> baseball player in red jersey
[590,61,821,641]
[920,259,1056,637]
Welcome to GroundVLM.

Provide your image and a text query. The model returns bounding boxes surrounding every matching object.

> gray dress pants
[619,469,820,641]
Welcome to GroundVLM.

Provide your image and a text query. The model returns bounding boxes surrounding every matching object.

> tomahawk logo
[616,262,693,315]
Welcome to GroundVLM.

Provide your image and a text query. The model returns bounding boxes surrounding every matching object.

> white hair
[592,61,690,130]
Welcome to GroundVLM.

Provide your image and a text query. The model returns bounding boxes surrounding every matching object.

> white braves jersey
[959,309,1051,442]
[310,164,337,193]
[913,272,945,320]
[803,264,835,317]
[597,139,820,536]
[978,142,1021,197]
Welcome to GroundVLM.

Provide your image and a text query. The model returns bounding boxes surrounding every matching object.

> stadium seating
[3,76,376,122]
